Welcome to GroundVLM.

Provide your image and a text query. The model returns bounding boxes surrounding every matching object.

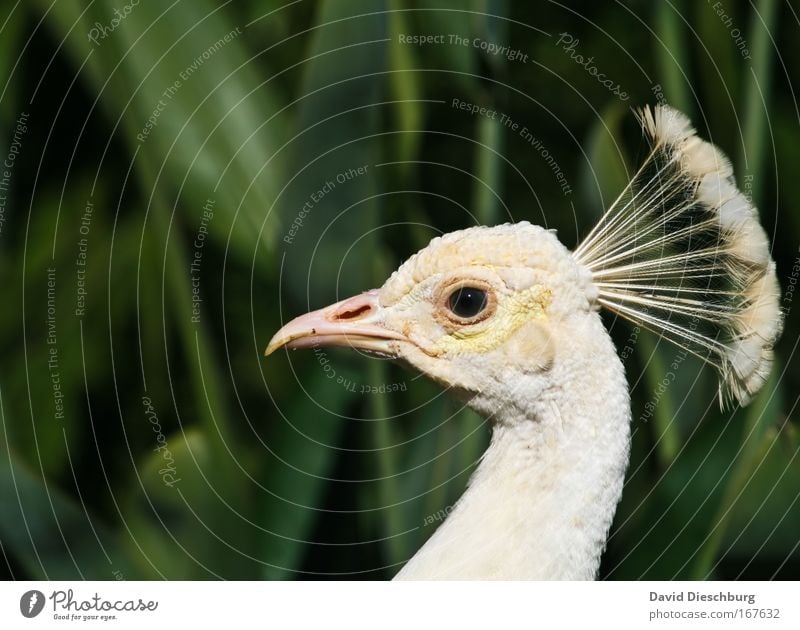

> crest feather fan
[574,104,782,406]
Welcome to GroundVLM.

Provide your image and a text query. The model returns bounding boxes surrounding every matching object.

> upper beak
[265,289,406,357]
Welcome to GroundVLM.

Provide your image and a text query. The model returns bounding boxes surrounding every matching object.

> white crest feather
[574,104,783,406]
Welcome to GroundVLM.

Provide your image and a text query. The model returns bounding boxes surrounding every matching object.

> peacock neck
[396,312,631,580]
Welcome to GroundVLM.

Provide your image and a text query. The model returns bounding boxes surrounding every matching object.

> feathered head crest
[574,105,782,406]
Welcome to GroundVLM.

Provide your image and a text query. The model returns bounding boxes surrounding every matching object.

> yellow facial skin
[432,285,552,356]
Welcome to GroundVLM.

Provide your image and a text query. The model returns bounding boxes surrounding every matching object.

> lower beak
[265,289,405,357]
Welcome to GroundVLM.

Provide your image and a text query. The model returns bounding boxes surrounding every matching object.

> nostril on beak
[331,304,372,322]
[332,304,372,321]
[329,291,380,322]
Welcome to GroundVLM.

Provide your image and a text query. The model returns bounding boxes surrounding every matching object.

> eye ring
[436,280,497,326]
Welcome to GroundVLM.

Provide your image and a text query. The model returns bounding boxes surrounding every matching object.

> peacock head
[266,222,599,416]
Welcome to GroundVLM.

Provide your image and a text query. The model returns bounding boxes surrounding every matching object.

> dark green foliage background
[0,0,797,580]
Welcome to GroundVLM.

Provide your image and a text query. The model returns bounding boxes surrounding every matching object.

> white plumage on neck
[396,310,630,580]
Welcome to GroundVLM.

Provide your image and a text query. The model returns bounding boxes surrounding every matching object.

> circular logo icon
[20,590,45,618]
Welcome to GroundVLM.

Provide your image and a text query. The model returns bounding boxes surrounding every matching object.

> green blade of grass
[690,372,785,578]
[34,0,284,260]
[655,0,692,113]
[388,0,422,175]
[636,331,680,467]
[578,100,630,224]
[280,0,387,303]
[368,359,409,568]
[473,112,505,225]
[738,0,779,204]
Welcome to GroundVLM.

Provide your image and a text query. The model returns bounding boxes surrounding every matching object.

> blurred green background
[0,0,797,580]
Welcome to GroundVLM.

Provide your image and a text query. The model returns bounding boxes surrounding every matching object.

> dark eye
[447,287,488,319]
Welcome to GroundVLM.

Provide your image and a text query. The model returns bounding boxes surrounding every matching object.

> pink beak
[265,289,406,357]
